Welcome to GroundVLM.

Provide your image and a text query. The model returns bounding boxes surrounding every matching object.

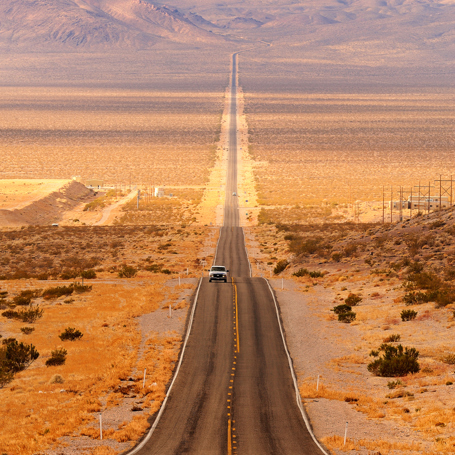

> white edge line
[125,277,204,455]
[263,278,330,455]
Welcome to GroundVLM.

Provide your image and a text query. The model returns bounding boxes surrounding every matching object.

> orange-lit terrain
[1,0,455,453]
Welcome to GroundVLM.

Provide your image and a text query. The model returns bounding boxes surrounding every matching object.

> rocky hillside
[0,0,224,50]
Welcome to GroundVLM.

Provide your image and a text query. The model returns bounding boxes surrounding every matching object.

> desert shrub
[344,244,357,257]
[43,285,74,300]
[60,269,79,280]
[290,237,327,256]
[2,309,19,319]
[144,263,171,274]
[19,306,44,323]
[284,234,299,241]
[387,379,404,389]
[20,327,35,335]
[73,282,92,294]
[338,311,356,323]
[59,327,83,341]
[383,334,401,343]
[2,306,43,323]
[0,363,14,388]
[401,309,418,321]
[12,289,42,306]
[273,260,289,275]
[118,265,137,278]
[45,347,67,367]
[331,252,343,262]
[345,293,362,306]
[403,291,431,305]
[292,268,323,278]
[406,271,442,291]
[441,354,455,365]
[333,304,352,315]
[81,269,97,279]
[309,271,324,278]
[2,339,39,373]
[368,344,420,377]
[293,268,309,277]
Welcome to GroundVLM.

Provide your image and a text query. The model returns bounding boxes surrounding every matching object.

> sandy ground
[0,179,70,210]
[196,87,229,227]
[43,277,197,455]
[271,280,432,454]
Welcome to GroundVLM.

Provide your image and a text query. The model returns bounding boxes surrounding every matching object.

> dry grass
[322,435,423,454]
[0,219,217,453]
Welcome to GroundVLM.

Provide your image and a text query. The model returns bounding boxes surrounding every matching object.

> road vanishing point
[128,54,326,455]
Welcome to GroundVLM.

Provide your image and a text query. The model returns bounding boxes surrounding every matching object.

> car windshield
[211,266,226,271]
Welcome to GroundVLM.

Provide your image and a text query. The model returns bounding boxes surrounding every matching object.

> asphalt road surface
[129,53,325,455]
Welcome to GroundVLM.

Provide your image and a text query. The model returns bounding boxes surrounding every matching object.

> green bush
[60,269,79,280]
[20,327,35,335]
[401,309,418,321]
[81,269,97,279]
[368,344,420,377]
[2,339,39,373]
[59,327,83,341]
[387,379,404,389]
[2,306,43,323]
[338,311,356,323]
[345,293,362,306]
[331,252,343,262]
[118,265,138,278]
[273,260,289,275]
[73,282,92,294]
[43,285,74,300]
[45,348,67,367]
[333,304,352,315]
[292,268,324,278]
[309,271,324,278]
[12,289,42,306]
[293,268,309,277]
[383,334,401,343]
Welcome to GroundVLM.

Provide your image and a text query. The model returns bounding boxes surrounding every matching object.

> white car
[209,265,229,283]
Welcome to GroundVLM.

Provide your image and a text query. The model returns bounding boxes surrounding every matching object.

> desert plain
[1,0,455,453]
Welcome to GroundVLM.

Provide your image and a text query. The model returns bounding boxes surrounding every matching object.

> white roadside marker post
[178,276,181,287]
[143,368,147,389]
[169,304,172,318]
[282,278,284,290]
[317,375,320,391]
[99,413,103,440]
[344,421,348,446]
[186,268,188,275]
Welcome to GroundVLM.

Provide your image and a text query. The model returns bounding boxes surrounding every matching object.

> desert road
[128,54,326,455]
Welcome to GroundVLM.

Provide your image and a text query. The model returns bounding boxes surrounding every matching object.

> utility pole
[137,189,141,209]
[390,186,393,223]
[434,175,453,210]
[399,186,403,222]
[382,186,385,224]
[410,187,413,219]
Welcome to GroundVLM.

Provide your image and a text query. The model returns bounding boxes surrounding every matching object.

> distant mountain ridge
[0,0,224,50]
[0,0,454,60]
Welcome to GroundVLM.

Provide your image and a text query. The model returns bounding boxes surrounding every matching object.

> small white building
[154,187,164,198]
[390,195,450,210]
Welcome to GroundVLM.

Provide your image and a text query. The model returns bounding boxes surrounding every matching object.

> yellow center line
[234,283,239,353]
[228,418,232,455]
